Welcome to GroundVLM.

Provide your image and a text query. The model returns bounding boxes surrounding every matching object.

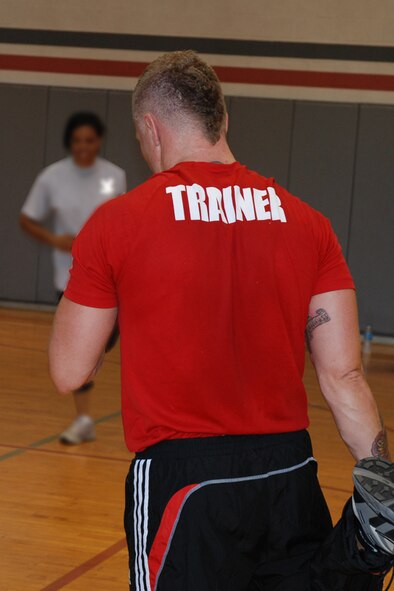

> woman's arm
[19,213,74,252]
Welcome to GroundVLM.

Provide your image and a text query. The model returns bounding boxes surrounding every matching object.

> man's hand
[49,297,117,393]
[306,289,390,461]
[52,234,75,252]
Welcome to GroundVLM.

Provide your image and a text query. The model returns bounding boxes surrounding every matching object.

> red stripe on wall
[215,65,394,91]
[1,54,394,91]
[0,54,147,77]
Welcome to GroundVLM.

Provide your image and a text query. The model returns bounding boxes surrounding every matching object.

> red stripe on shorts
[148,483,199,590]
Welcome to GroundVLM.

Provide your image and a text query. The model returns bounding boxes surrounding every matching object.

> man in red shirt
[49,51,394,590]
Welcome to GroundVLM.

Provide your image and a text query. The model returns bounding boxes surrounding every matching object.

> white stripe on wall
[0,70,393,105]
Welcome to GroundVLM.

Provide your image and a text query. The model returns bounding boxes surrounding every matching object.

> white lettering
[166,185,186,220]
[253,188,271,221]
[100,178,115,195]
[164,183,287,224]
[267,187,287,223]
[206,186,228,223]
[234,186,255,221]
[186,184,209,222]
[222,186,236,224]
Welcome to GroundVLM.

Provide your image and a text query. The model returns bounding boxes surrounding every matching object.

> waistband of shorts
[135,430,310,460]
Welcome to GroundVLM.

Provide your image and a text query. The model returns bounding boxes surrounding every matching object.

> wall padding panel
[347,105,394,335]
[105,91,151,190]
[0,84,48,301]
[227,97,294,187]
[288,101,358,251]
[0,85,393,336]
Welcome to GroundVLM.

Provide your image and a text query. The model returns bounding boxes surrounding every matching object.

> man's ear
[224,112,229,133]
[144,113,161,147]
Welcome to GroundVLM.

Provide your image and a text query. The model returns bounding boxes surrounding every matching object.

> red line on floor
[308,402,330,412]
[36,487,350,590]
[40,538,127,591]
[0,442,131,463]
[1,54,394,91]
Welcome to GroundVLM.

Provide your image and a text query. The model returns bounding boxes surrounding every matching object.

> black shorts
[124,430,385,591]
[125,430,325,591]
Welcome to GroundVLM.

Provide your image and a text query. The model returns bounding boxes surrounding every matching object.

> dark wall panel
[36,87,109,303]
[105,91,151,190]
[227,97,293,186]
[0,84,393,336]
[288,101,358,250]
[0,84,48,301]
[348,105,394,335]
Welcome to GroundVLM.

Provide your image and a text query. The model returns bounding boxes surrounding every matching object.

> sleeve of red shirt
[64,205,118,308]
[313,214,355,296]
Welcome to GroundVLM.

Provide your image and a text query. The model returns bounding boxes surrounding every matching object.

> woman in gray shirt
[20,112,126,445]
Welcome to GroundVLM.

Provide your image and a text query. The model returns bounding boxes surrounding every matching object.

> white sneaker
[59,415,96,445]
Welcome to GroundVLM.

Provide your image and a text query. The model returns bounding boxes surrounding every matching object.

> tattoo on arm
[371,427,390,460]
[305,308,331,351]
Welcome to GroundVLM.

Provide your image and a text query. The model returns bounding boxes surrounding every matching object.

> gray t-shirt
[22,157,127,291]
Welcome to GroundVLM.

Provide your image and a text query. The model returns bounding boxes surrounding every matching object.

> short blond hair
[133,50,226,144]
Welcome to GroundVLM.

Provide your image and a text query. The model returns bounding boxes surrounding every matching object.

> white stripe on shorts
[133,460,140,591]
[133,459,152,591]
[143,460,152,591]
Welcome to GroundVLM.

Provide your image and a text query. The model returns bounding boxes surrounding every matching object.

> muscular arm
[49,297,117,393]
[19,213,74,252]
[307,289,390,461]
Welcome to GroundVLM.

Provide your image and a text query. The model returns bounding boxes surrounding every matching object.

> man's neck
[162,135,236,171]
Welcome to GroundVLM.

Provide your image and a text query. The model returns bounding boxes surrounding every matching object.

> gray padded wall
[228,98,294,186]
[0,84,393,335]
[288,102,358,251]
[105,91,150,190]
[36,88,109,303]
[348,105,394,335]
[0,84,48,301]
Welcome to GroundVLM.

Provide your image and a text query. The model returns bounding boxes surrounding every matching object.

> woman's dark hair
[63,111,105,149]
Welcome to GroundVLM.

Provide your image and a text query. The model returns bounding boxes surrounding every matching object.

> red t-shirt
[65,161,354,452]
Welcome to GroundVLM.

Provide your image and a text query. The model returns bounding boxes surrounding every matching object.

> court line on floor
[0,442,131,463]
[37,484,352,590]
[308,402,330,412]
[40,538,127,591]
[0,342,121,364]
[0,442,350,488]
[1,397,390,464]
[309,402,394,433]
[38,483,352,591]
[0,410,121,462]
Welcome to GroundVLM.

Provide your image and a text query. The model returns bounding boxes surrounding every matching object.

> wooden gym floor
[0,307,393,590]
